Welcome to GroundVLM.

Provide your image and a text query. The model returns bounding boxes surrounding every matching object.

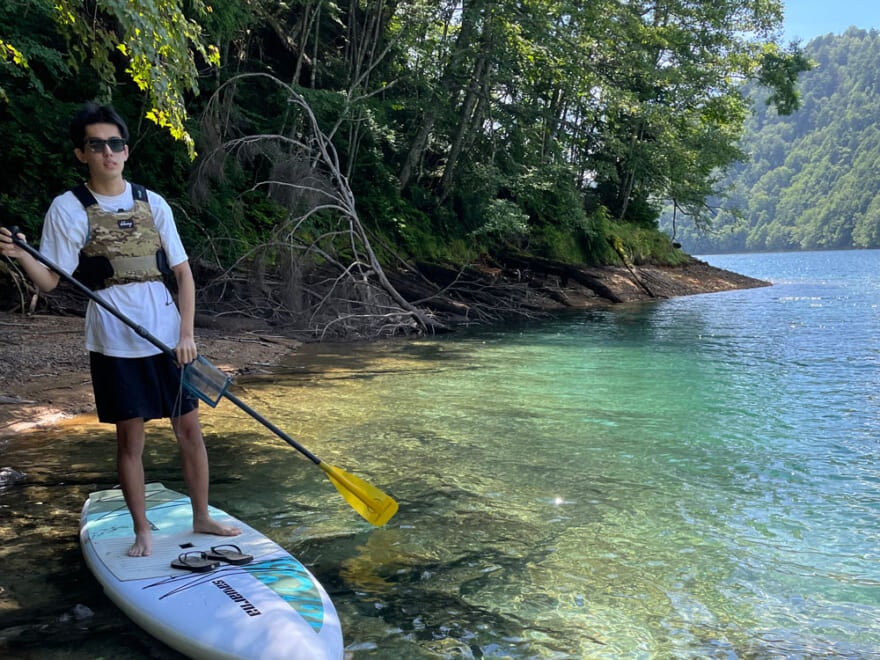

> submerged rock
[0,466,26,486]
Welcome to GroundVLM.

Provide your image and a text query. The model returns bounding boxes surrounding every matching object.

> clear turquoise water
[1,250,879,658]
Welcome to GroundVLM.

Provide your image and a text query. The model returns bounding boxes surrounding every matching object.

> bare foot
[193,514,241,537]
[127,530,153,557]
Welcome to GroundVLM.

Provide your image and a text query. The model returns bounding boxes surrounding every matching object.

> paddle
[5,228,398,527]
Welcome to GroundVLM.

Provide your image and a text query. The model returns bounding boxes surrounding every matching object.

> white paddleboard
[80,483,344,660]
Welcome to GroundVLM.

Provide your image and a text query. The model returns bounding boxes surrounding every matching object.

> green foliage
[0,2,84,238]
[532,224,587,263]
[756,45,814,115]
[0,39,28,102]
[190,166,291,267]
[471,199,530,245]
[0,0,68,104]
[666,29,880,253]
[52,0,219,158]
[0,97,82,238]
[1,0,804,273]
[512,167,587,231]
[609,222,690,267]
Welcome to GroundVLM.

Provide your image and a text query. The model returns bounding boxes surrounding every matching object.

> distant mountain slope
[666,28,880,254]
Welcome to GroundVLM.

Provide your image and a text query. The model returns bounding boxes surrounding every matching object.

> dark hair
[69,102,130,149]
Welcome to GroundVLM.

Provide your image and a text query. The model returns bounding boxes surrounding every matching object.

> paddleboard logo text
[213,579,262,617]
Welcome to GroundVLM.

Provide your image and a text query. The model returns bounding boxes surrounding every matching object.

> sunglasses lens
[85,138,126,153]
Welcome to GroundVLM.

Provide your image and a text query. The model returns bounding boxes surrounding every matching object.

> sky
[782,0,880,43]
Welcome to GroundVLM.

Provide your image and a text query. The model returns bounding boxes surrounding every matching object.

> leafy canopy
[53,0,219,158]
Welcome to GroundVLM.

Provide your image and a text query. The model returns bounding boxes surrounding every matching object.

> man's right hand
[0,227,26,260]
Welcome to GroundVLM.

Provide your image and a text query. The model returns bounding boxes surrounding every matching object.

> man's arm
[171,259,198,365]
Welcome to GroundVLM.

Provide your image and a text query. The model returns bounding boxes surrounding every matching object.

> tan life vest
[73,183,168,289]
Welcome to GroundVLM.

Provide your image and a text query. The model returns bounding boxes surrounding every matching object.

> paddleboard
[80,483,344,660]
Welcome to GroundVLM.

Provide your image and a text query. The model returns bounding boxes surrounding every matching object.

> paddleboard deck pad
[80,483,343,659]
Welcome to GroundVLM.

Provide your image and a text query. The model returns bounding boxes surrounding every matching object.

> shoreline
[0,318,302,437]
[0,259,767,437]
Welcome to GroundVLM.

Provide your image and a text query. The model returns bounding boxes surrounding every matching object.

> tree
[52,0,219,158]
[667,28,880,252]
[585,1,809,226]
[194,73,437,338]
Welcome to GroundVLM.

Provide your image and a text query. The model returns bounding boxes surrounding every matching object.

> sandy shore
[0,314,300,436]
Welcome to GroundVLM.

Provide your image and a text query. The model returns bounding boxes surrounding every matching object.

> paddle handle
[223,391,321,465]
[6,227,323,465]
[7,227,176,358]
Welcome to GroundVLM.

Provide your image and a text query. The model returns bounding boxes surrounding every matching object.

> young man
[0,102,239,556]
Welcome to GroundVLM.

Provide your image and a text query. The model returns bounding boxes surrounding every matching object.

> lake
[1,249,878,658]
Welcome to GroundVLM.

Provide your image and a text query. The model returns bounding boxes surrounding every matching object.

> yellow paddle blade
[320,463,398,526]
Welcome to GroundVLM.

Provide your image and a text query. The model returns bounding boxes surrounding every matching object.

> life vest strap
[109,255,163,278]
[72,182,148,208]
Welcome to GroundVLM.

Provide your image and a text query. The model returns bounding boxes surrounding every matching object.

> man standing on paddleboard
[0,102,240,557]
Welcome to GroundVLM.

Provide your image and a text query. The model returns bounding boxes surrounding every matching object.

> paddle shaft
[8,230,323,465]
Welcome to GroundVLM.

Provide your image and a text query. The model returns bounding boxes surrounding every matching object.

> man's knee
[172,410,202,445]
[116,419,146,451]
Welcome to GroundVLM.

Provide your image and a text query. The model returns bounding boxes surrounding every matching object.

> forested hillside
[0,1,807,336]
[667,28,880,254]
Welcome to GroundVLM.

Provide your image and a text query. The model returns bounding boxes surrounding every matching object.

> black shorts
[89,351,199,424]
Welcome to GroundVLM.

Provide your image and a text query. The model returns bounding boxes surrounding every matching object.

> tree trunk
[438,52,489,202]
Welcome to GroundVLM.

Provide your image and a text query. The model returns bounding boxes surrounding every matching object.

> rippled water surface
[2,250,879,658]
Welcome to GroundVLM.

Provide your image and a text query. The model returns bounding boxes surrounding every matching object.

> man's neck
[87,177,126,197]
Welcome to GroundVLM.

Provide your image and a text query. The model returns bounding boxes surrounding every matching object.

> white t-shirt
[39,182,189,358]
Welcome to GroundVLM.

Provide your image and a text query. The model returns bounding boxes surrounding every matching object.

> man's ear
[74,148,88,164]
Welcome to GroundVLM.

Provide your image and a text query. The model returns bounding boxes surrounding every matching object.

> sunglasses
[83,137,127,153]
